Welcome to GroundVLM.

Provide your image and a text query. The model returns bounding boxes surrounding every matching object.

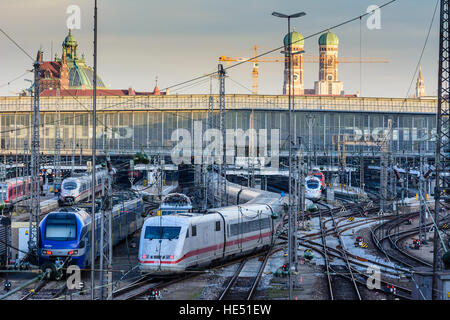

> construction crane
[219,45,389,94]
[219,45,285,94]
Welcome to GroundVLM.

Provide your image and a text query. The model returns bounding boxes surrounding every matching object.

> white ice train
[59,169,116,205]
[305,176,322,201]
[138,178,285,274]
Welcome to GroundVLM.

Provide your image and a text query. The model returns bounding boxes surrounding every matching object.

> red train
[0,176,43,206]
[311,169,326,190]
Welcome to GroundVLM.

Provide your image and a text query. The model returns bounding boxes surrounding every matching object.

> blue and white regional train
[39,192,144,269]
[59,169,116,206]
[139,177,285,274]
[305,176,322,201]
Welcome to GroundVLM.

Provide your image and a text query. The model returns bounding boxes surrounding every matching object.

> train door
[156,217,164,267]
[238,208,243,251]
[257,211,263,245]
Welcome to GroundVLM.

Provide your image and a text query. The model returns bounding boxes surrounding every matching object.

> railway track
[218,250,273,300]
[321,208,362,300]
[298,202,413,300]
[20,279,67,300]
[371,212,432,269]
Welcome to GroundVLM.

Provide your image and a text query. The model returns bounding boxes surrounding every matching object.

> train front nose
[139,239,183,274]
[61,190,75,204]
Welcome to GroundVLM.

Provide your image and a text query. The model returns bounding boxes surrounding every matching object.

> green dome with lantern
[284,31,304,47]
[57,29,108,89]
[318,31,339,46]
[62,29,77,48]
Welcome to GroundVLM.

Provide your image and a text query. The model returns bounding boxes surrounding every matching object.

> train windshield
[307,181,319,188]
[0,184,6,201]
[144,226,181,240]
[63,182,77,190]
[44,216,77,241]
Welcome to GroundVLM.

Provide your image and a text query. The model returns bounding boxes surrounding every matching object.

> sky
[0,0,440,98]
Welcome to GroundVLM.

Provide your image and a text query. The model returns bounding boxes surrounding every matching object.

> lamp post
[272,10,306,301]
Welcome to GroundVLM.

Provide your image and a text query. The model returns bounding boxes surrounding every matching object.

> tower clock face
[293,73,299,82]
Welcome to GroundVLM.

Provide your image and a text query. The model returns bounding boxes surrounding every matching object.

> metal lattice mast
[359,146,365,198]
[419,144,428,244]
[28,59,41,258]
[218,64,227,206]
[380,119,392,212]
[307,115,313,172]
[287,17,297,300]
[54,109,62,192]
[99,154,113,300]
[207,94,215,208]
[388,125,395,212]
[433,0,450,300]
[91,0,98,300]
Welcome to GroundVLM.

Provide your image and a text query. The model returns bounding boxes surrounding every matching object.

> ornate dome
[63,29,77,47]
[68,64,107,89]
[284,31,304,47]
[318,31,339,46]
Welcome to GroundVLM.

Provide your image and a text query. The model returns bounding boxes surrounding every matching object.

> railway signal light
[3,281,11,292]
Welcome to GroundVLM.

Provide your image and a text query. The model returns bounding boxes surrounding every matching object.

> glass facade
[0,94,438,156]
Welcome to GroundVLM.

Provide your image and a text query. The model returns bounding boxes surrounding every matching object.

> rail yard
[0,1,449,311]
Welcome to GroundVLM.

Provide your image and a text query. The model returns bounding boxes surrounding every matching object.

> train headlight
[142,254,148,259]
[42,250,52,255]
[68,250,78,255]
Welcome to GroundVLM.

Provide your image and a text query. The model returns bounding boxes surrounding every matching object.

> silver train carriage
[139,189,284,274]
[59,169,115,205]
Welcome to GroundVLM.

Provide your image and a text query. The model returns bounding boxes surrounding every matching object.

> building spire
[153,76,161,95]
[415,65,426,98]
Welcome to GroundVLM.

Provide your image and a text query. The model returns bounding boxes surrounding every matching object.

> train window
[144,226,181,240]
[63,182,77,190]
[0,185,6,201]
[191,225,197,237]
[44,215,77,241]
[215,221,221,231]
[185,228,189,238]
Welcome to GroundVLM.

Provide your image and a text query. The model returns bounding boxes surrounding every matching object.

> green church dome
[68,64,107,89]
[284,31,304,47]
[318,31,339,46]
[62,29,77,47]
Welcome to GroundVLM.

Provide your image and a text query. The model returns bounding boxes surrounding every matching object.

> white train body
[139,203,277,274]
[305,176,322,201]
[59,169,114,205]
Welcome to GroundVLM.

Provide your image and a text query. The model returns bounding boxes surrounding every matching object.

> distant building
[37,29,165,97]
[282,30,305,95]
[314,31,344,95]
[415,66,426,98]
[283,30,345,96]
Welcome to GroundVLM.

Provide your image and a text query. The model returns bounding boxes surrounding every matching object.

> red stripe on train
[140,231,272,265]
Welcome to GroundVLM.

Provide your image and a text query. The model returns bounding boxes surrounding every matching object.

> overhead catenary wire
[0,70,32,89]
[161,0,398,93]
[404,0,439,99]
[0,28,35,62]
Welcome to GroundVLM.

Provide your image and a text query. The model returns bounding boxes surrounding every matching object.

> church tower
[415,66,426,98]
[283,30,304,95]
[62,29,78,60]
[314,31,344,95]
